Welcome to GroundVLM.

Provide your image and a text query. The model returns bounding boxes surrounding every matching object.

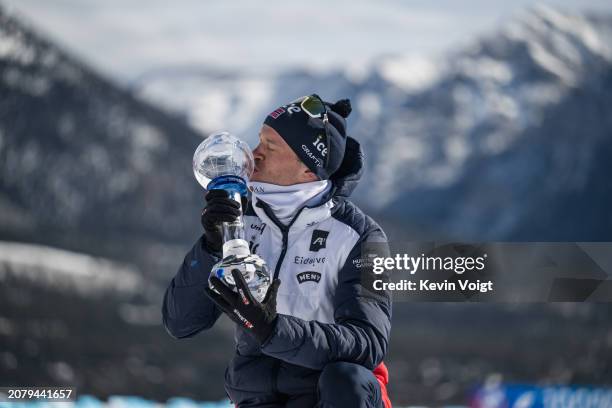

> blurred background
[1,0,612,406]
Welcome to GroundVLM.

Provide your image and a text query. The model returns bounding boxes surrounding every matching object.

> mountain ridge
[134,6,612,240]
[1,5,206,257]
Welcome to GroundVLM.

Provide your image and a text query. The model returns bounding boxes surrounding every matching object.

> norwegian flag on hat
[268,107,286,119]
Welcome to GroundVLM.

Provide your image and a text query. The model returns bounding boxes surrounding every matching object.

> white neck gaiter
[249,180,332,226]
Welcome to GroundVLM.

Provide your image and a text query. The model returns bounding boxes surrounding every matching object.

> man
[162,94,392,408]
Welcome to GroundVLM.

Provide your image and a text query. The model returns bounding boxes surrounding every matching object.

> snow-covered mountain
[0,241,147,296]
[0,5,206,255]
[135,6,612,240]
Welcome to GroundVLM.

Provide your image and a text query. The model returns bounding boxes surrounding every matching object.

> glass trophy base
[210,254,272,303]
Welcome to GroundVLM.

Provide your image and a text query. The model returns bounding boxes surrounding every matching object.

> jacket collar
[253,197,334,232]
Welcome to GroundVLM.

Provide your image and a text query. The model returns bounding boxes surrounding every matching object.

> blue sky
[3,0,612,82]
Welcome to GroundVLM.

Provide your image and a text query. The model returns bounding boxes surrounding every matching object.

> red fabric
[373,362,392,408]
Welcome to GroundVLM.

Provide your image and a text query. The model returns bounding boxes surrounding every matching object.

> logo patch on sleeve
[296,271,322,284]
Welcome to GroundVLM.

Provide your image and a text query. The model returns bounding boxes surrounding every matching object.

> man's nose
[252,144,264,161]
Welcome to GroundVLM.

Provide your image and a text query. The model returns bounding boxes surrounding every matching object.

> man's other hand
[205,269,280,343]
[201,190,242,253]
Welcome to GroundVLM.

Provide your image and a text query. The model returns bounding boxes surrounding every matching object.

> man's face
[250,124,317,186]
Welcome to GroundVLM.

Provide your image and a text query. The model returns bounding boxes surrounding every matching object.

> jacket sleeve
[260,228,392,370]
[162,235,223,339]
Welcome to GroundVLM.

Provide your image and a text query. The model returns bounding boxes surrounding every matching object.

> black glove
[205,269,280,343]
[201,190,245,253]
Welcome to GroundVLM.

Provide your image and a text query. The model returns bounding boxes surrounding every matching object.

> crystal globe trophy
[193,131,271,302]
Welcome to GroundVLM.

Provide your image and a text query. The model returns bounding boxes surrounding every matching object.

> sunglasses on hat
[290,94,330,169]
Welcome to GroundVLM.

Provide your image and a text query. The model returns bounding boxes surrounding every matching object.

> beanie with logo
[263,95,352,180]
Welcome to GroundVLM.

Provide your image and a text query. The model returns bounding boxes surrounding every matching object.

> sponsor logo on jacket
[309,229,329,252]
[296,271,322,284]
[294,256,326,265]
[248,240,260,254]
[251,223,266,235]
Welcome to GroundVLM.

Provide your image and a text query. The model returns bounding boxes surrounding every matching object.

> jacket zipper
[255,200,307,397]
[256,200,306,280]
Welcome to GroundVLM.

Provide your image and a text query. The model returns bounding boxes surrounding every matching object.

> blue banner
[472,384,612,408]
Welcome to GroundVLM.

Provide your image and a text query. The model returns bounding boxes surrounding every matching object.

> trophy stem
[222,222,250,258]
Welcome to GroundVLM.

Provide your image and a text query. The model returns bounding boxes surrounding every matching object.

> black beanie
[263,95,352,180]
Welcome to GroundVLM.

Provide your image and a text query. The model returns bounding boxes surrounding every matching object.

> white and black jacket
[162,137,392,400]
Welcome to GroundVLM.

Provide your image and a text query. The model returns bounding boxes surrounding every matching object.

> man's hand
[205,269,280,343]
[201,190,244,253]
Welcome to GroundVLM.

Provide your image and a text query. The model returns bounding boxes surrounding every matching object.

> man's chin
[249,174,286,186]
[249,173,267,183]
